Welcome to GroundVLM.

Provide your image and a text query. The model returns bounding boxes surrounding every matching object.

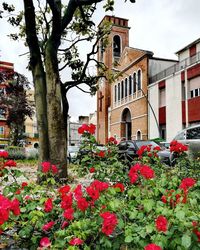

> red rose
[100,211,118,236]
[129,172,138,184]
[63,208,74,220]
[4,160,17,167]
[60,193,73,210]
[41,161,51,173]
[91,180,109,192]
[69,238,84,246]
[51,164,58,174]
[155,215,168,232]
[77,197,89,211]
[58,185,71,196]
[42,221,55,231]
[44,198,53,212]
[73,184,83,200]
[140,165,155,179]
[86,186,99,201]
[0,151,9,158]
[78,126,84,134]
[40,237,51,247]
[144,243,162,250]
[89,167,95,173]
[153,146,161,151]
[88,123,96,134]
[179,178,196,191]
[113,183,125,192]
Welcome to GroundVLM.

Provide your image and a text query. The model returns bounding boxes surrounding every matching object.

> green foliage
[5,146,26,160]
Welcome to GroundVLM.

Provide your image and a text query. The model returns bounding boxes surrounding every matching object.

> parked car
[171,124,200,162]
[67,146,80,163]
[118,140,171,165]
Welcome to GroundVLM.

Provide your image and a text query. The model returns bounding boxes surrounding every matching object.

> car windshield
[68,146,79,153]
[135,141,159,148]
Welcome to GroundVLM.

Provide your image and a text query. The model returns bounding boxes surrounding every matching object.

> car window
[174,131,185,140]
[127,142,135,149]
[186,127,200,139]
[135,141,158,148]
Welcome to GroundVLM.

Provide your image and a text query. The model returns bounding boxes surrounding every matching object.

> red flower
[98,151,105,158]
[10,198,20,216]
[51,164,58,174]
[88,123,96,134]
[4,160,16,167]
[129,172,138,184]
[179,178,196,191]
[161,195,167,203]
[21,182,28,188]
[86,186,99,201]
[130,163,141,172]
[140,165,155,179]
[58,185,71,196]
[155,215,168,232]
[61,221,68,229]
[69,238,84,246]
[100,211,118,236]
[78,126,84,134]
[73,184,83,200]
[60,193,73,210]
[107,136,117,144]
[42,221,55,231]
[15,189,21,195]
[91,180,109,192]
[153,146,161,151]
[113,183,125,192]
[144,243,162,250]
[63,208,74,220]
[44,198,53,212]
[89,167,95,173]
[77,197,89,211]
[0,151,9,158]
[40,237,51,248]
[170,140,188,153]
[41,161,51,173]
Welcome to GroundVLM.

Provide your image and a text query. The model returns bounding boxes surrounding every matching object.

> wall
[149,59,177,77]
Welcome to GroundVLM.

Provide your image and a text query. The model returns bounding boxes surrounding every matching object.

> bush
[5,146,26,160]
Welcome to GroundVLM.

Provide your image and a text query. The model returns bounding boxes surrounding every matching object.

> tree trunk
[45,41,67,178]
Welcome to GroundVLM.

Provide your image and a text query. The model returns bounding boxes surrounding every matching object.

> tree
[1,0,135,178]
[0,71,33,146]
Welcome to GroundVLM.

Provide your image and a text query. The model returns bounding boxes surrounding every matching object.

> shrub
[5,146,26,160]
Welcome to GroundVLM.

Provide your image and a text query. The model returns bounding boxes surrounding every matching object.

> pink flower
[42,221,55,231]
[44,198,53,213]
[40,237,51,248]
[155,215,168,232]
[144,243,162,250]
[51,164,58,174]
[69,237,84,246]
[41,161,51,173]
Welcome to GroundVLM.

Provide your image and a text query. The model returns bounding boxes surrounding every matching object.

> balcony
[149,51,200,84]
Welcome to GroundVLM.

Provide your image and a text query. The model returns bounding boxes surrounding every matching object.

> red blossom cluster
[100,211,118,236]
[113,183,125,192]
[137,145,161,158]
[192,221,200,242]
[107,136,118,144]
[0,150,9,158]
[89,167,95,173]
[170,140,188,153]
[97,150,105,158]
[161,178,196,207]
[78,123,96,135]
[144,243,162,250]
[69,237,84,246]
[129,163,155,184]
[155,215,168,232]
[41,161,58,174]
[0,195,20,228]
[44,198,53,213]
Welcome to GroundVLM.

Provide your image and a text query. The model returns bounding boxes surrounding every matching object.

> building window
[125,78,128,97]
[118,82,120,101]
[121,81,124,99]
[129,75,132,95]
[137,70,141,90]
[137,130,142,140]
[190,88,200,99]
[0,126,4,135]
[133,73,137,93]
[159,88,166,107]
[113,35,121,58]
[114,85,117,102]
[195,88,198,97]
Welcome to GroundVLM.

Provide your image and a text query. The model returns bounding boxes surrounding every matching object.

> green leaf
[181,234,191,248]
[143,199,155,212]
[176,211,185,220]
[146,224,154,234]
[125,235,133,243]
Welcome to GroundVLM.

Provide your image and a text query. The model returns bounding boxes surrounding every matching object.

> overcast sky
[1,0,200,122]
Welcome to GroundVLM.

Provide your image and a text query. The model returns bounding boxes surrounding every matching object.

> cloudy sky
[1,0,200,121]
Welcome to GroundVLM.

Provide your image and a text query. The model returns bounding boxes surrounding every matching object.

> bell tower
[97,16,130,144]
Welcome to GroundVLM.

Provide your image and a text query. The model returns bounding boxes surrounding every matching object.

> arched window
[118,82,120,101]
[129,75,132,95]
[133,73,137,93]
[114,85,117,102]
[137,130,142,140]
[113,35,121,57]
[138,70,141,90]
[121,80,124,99]
[125,78,128,97]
